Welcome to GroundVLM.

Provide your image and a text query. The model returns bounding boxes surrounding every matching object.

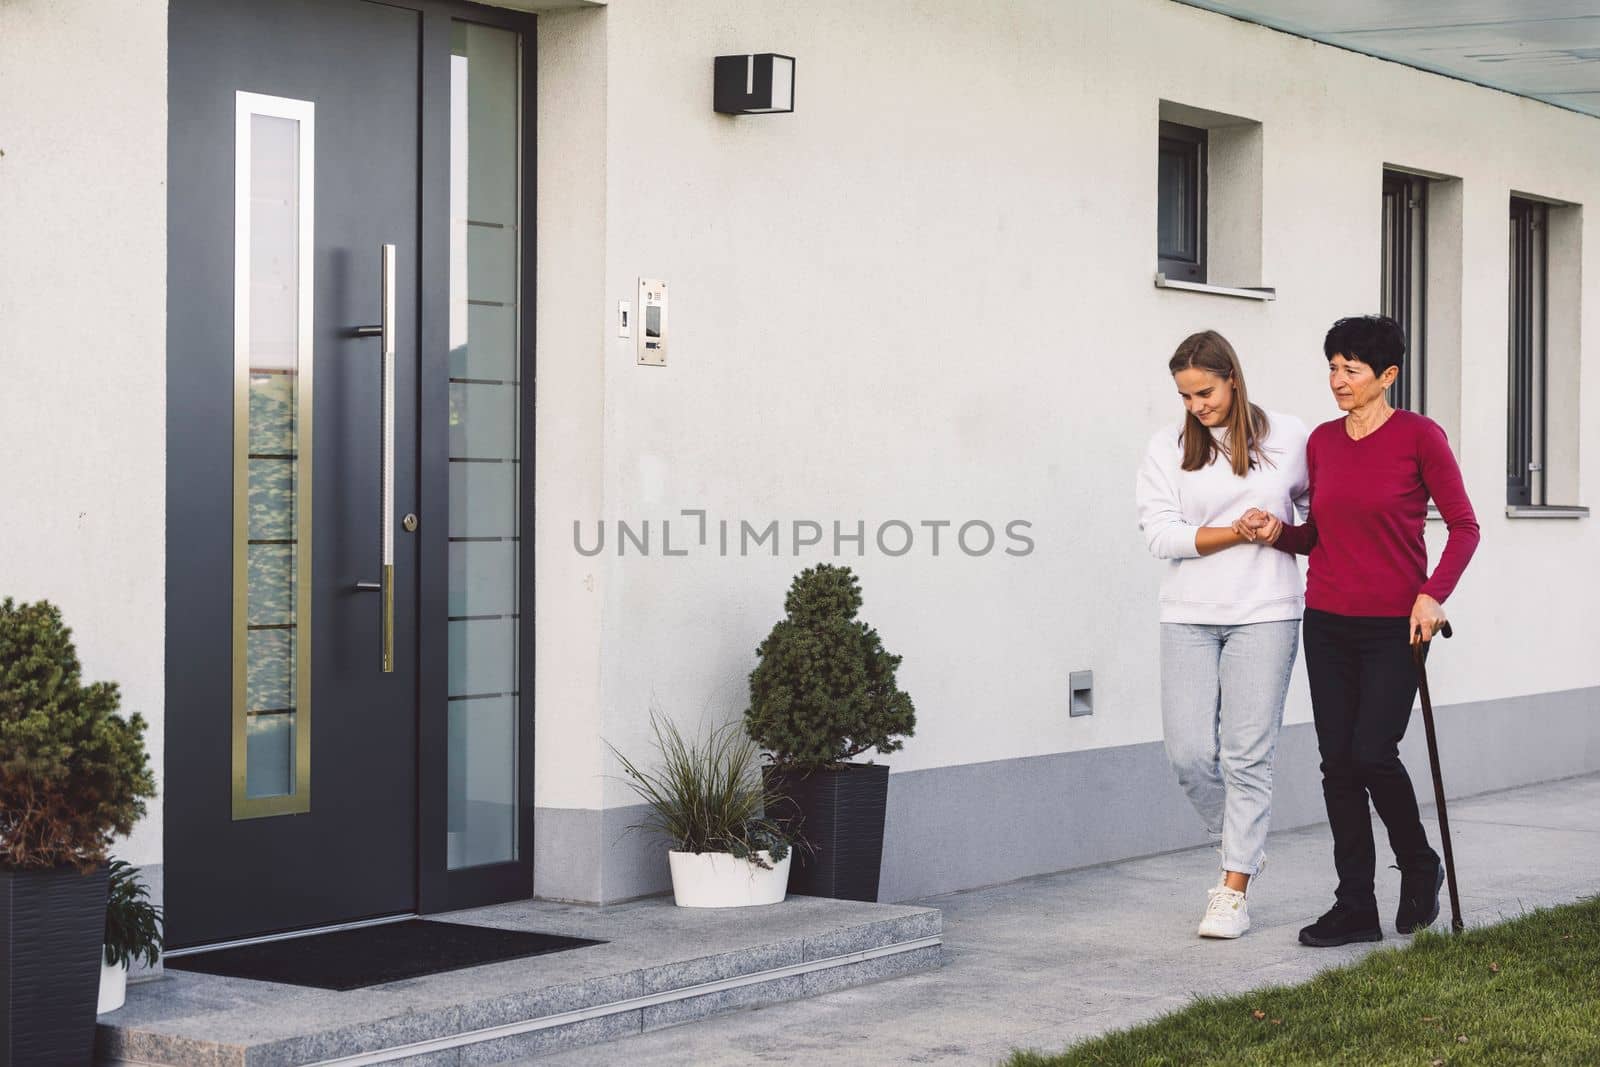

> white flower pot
[668,850,791,908]
[97,957,127,1015]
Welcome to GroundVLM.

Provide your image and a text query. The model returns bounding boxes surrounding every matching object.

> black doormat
[167,920,604,991]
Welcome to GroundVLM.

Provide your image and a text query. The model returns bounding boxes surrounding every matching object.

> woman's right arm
[1264,484,1319,555]
[1136,439,1254,558]
[1267,512,1317,555]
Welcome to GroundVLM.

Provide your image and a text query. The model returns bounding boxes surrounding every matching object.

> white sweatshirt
[1136,412,1311,625]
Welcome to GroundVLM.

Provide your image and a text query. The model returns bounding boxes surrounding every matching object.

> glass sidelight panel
[233,93,314,818]
[447,22,521,869]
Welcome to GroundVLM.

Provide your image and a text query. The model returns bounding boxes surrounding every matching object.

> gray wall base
[540,686,1598,906]
[533,808,673,903]
[879,685,1600,901]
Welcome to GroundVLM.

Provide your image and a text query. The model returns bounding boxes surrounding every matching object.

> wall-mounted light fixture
[713,53,795,115]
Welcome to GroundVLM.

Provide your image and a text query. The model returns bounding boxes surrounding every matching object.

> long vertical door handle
[355,243,397,672]
[379,243,395,673]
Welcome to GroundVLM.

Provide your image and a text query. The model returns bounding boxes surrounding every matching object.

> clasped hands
[1231,507,1283,545]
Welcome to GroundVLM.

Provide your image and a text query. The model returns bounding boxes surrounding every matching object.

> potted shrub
[611,710,793,908]
[99,858,164,1014]
[0,599,156,1059]
[745,564,915,902]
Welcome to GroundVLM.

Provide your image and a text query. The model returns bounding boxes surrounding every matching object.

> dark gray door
[166,0,422,948]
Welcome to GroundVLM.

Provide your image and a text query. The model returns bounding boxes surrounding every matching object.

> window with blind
[1381,171,1428,413]
[1507,197,1547,507]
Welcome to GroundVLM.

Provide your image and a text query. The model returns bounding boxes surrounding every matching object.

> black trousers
[1303,609,1440,911]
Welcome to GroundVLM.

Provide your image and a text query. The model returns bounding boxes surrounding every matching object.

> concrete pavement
[528,773,1600,1066]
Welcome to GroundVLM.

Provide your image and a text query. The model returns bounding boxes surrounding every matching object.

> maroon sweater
[1274,410,1480,617]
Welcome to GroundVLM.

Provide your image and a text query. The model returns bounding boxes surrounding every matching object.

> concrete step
[98,897,942,1065]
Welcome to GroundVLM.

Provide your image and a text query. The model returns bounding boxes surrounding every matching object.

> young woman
[1136,330,1309,939]
[1240,315,1479,946]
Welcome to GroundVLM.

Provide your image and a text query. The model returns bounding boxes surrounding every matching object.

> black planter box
[765,763,889,902]
[0,864,109,1066]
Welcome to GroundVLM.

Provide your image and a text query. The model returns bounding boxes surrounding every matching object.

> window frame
[1507,196,1549,507]
[1157,120,1207,283]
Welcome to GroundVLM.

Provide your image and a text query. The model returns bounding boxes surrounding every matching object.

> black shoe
[1299,902,1383,947]
[1396,857,1445,934]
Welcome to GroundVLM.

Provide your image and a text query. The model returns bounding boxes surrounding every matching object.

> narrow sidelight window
[447,21,522,870]
[1381,171,1428,412]
[233,92,315,818]
[1157,121,1207,282]
[1507,197,1548,507]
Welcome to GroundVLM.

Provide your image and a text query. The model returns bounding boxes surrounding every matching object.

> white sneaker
[1198,885,1250,939]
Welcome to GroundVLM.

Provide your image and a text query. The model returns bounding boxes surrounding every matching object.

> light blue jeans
[1160,620,1299,876]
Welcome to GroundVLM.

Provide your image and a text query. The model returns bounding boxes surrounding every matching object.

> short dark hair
[1323,315,1406,378]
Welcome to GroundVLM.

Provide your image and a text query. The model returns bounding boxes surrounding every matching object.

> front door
[165,0,425,949]
[167,0,536,950]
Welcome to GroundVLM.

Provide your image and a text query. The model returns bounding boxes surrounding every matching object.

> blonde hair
[1168,330,1272,477]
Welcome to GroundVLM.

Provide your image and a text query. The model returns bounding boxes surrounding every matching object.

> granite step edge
[99,908,943,1067]
[454,942,947,1066]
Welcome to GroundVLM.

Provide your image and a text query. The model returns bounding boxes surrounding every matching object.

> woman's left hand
[1410,594,1448,644]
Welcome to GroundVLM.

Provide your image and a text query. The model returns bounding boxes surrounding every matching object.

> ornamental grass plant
[610,709,791,868]
[0,598,156,872]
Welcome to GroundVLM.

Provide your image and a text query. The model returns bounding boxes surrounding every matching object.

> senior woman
[1241,315,1479,947]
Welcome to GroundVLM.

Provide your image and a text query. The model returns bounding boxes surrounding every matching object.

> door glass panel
[233,93,314,818]
[447,21,521,869]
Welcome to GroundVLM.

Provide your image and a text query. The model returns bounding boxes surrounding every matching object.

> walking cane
[1413,620,1464,933]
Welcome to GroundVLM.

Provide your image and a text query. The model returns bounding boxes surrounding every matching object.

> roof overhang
[1173,1,1600,120]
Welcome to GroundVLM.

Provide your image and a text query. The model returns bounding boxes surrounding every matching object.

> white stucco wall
[534,6,611,815]
[0,0,168,866]
[527,0,1600,812]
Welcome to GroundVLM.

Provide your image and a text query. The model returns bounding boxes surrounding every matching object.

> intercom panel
[638,278,667,366]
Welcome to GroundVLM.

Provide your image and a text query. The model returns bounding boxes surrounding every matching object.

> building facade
[2,0,1596,949]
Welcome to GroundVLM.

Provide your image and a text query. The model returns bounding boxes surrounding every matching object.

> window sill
[1153,273,1276,301]
[1505,505,1589,519]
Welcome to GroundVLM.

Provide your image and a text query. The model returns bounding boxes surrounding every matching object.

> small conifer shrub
[0,599,156,872]
[745,565,915,772]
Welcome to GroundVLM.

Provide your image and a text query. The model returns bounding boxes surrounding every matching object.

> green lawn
[1008,896,1600,1067]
